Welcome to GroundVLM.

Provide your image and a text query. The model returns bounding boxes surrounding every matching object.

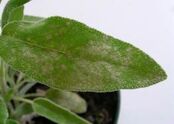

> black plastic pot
[114,91,121,124]
[79,91,120,124]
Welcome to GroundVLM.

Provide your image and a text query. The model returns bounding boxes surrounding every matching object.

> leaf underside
[0,15,167,92]
[33,98,91,124]
[46,89,87,113]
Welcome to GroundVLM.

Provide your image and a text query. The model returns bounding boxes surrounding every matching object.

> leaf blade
[0,16,167,92]
[1,0,30,28]
[14,103,33,119]
[32,98,91,124]
[46,89,87,114]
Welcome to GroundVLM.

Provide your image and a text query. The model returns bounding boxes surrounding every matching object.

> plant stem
[16,72,24,84]
[0,59,7,96]
[14,96,33,104]
[23,93,44,98]
[7,101,15,115]
[18,82,36,96]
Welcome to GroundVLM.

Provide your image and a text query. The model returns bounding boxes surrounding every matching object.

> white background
[0,0,174,124]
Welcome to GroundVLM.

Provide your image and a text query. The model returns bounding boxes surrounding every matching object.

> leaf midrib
[8,36,67,56]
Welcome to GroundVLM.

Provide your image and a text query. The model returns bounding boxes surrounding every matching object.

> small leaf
[32,98,91,124]
[7,6,24,23]
[0,16,167,92]
[14,103,33,119]
[1,0,30,28]
[4,88,14,102]
[6,119,19,124]
[46,89,87,114]
[0,97,9,124]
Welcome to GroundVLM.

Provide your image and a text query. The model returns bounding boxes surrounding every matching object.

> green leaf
[6,119,19,124]
[4,88,14,102]
[0,97,9,124]
[14,103,33,119]
[0,16,167,92]
[32,98,91,124]
[7,6,24,23]
[1,0,30,28]
[23,15,44,22]
[46,89,87,114]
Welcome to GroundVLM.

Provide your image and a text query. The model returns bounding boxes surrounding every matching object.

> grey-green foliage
[46,89,87,113]
[1,0,30,28]
[33,98,91,124]
[0,0,167,124]
[0,15,167,92]
[14,103,33,119]
[0,0,167,92]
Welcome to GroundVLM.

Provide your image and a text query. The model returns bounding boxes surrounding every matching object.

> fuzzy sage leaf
[14,103,33,119]
[0,15,167,92]
[1,0,30,28]
[32,98,91,124]
[46,89,87,114]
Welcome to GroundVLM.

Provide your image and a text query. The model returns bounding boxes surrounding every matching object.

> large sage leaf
[46,89,87,114]
[32,98,91,124]
[0,16,167,92]
[0,97,9,124]
[1,0,30,28]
